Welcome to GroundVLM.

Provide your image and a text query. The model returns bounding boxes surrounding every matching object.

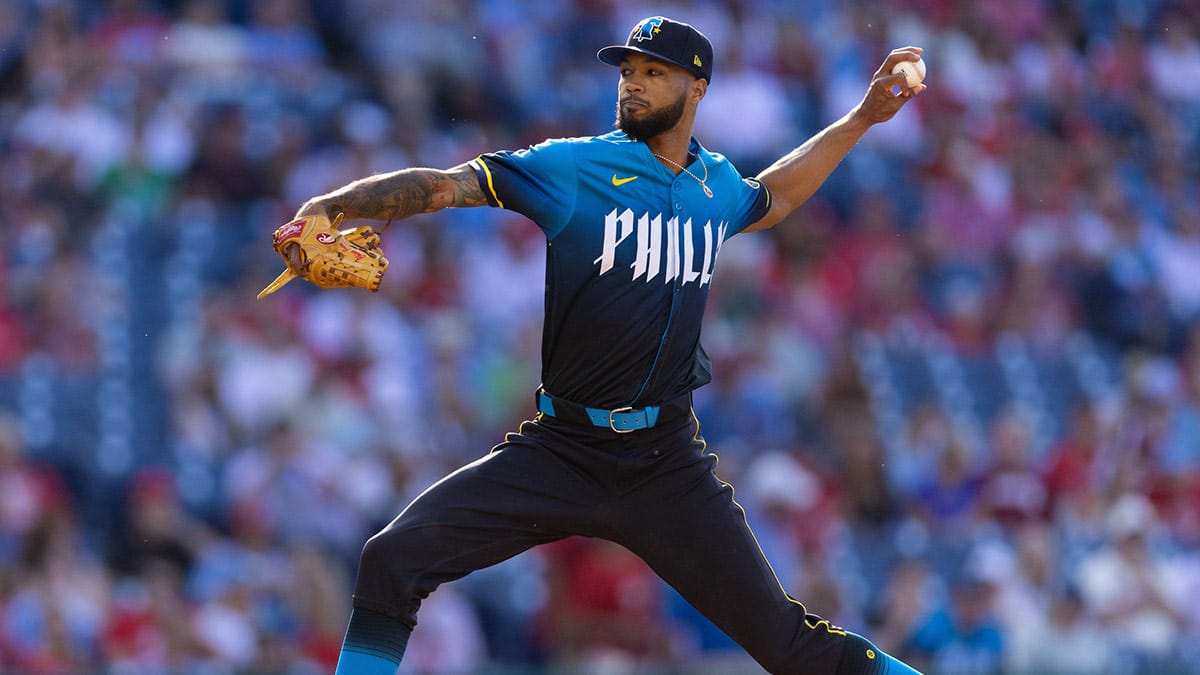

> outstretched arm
[745,47,925,233]
[295,162,489,221]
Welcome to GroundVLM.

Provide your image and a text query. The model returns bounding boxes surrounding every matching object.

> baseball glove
[257,212,389,299]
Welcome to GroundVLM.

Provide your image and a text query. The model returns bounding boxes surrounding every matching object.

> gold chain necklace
[653,152,713,198]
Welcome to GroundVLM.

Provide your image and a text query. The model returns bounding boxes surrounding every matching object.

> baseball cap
[597,16,713,82]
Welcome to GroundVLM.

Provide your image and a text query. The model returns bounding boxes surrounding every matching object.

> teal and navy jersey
[471,130,771,408]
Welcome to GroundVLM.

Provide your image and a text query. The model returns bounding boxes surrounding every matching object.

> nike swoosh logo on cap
[612,174,639,186]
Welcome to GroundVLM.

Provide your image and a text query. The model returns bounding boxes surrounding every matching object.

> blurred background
[0,0,1198,673]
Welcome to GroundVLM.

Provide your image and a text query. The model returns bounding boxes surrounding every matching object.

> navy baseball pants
[350,395,848,674]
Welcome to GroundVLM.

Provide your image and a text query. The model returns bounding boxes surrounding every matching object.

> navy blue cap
[597,16,713,83]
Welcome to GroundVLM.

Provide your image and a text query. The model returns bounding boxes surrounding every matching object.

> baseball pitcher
[263,16,925,675]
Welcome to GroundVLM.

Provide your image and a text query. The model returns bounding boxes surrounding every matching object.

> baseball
[892,57,926,89]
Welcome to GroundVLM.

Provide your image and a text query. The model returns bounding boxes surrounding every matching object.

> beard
[615,91,687,141]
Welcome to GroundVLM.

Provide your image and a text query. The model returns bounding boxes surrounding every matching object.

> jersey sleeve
[470,139,578,238]
[726,175,772,237]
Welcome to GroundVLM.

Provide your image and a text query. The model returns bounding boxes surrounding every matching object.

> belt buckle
[608,406,635,433]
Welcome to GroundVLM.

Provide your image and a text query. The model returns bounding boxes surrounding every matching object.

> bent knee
[352,525,434,621]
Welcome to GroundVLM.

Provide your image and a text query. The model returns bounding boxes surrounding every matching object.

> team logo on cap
[632,17,663,42]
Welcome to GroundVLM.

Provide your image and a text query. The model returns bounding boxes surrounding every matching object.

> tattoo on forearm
[446,168,487,207]
[319,165,486,221]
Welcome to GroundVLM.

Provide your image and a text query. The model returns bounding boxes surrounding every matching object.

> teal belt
[537,390,661,433]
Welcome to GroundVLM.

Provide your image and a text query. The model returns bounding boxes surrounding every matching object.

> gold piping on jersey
[689,407,847,637]
[491,417,538,454]
[473,157,505,209]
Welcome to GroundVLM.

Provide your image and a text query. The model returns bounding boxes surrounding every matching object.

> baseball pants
[350,397,847,674]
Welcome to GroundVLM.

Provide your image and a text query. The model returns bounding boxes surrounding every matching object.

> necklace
[653,151,713,198]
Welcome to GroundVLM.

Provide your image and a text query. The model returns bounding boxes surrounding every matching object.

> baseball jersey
[471,130,770,409]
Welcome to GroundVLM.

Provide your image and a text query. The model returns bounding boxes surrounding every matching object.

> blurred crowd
[0,0,1199,673]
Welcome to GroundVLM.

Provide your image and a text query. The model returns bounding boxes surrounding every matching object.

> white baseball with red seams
[892,57,926,89]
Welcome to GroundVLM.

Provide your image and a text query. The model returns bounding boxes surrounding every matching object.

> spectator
[537,538,672,669]
[1010,586,1113,675]
[976,407,1049,529]
[108,467,204,581]
[1076,493,1191,670]
[906,576,1006,675]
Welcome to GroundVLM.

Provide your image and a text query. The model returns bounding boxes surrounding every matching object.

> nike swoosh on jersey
[612,174,639,186]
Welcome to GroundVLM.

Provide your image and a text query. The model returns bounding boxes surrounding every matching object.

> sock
[880,652,922,675]
[335,650,401,675]
[334,607,412,675]
[835,632,923,675]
